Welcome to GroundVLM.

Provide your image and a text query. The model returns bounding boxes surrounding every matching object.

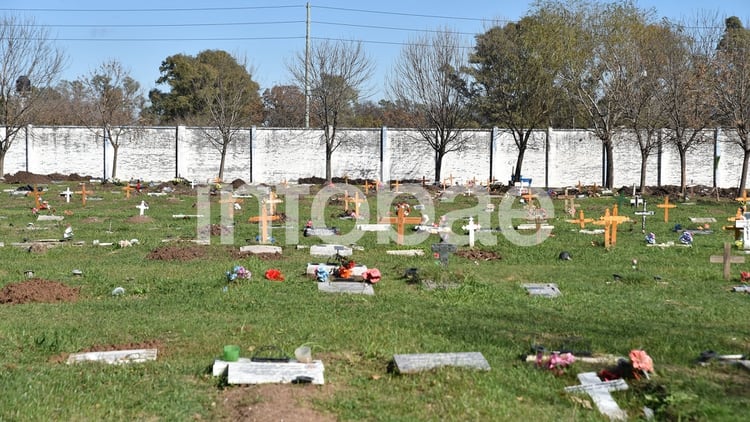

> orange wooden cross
[729,207,744,222]
[576,180,584,192]
[593,208,630,247]
[379,205,422,245]
[657,196,676,223]
[736,190,750,205]
[75,183,90,207]
[567,209,594,229]
[443,173,454,187]
[374,179,381,192]
[391,179,401,193]
[364,180,372,194]
[122,184,134,199]
[256,201,276,244]
[521,190,537,205]
[264,191,283,215]
[30,185,43,209]
[724,208,746,240]
[345,191,367,217]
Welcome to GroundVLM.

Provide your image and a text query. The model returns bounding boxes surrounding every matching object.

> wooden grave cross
[363,180,373,194]
[567,209,594,229]
[264,191,283,215]
[657,196,676,223]
[462,216,480,248]
[521,190,537,205]
[75,183,90,207]
[431,241,457,266]
[30,185,44,209]
[443,173,454,187]
[593,208,629,247]
[391,179,401,193]
[379,205,422,245]
[736,189,750,208]
[724,208,745,240]
[61,187,73,203]
[709,242,745,280]
[373,179,381,192]
[256,201,276,244]
[136,200,149,216]
[122,184,134,199]
[219,196,241,218]
[345,191,366,217]
[564,372,628,421]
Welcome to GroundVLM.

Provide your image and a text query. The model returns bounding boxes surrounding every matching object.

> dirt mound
[199,224,233,237]
[0,278,80,304]
[146,245,208,261]
[219,384,336,422]
[125,215,154,224]
[455,249,501,261]
[3,171,93,183]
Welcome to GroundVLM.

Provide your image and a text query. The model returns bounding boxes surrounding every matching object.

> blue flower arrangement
[226,265,251,282]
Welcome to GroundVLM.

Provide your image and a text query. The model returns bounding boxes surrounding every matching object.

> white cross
[565,372,628,420]
[462,216,481,247]
[61,187,73,203]
[190,180,197,189]
[136,200,149,216]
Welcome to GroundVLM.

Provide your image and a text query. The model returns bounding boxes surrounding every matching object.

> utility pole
[304,2,311,128]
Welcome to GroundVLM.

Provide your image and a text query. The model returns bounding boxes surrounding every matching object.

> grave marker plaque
[392,352,491,374]
[431,242,457,266]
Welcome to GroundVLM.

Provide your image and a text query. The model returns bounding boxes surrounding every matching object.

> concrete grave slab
[522,283,561,297]
[146,192,167,197]
[240,245,282,254]
[220,360,325,385]
[37,215,64,221]
[356,223,391,232]
[317,281,374,295]
[303,227,339,237]
[392,352,490,374]
[517,223,555,230]
[386,249,425,256]
[690,217,717,223]
[67,349,158,365]
[310,244,352,257]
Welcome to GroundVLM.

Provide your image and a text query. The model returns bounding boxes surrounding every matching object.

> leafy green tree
[713,16,750,195]
[148,50,262,180]
[288,40,373,183]
[468,17,561,184]
[0,15,64,178]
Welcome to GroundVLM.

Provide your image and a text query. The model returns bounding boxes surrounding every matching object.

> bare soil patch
[146,245,208,261]
[125,215,154,224]
[199,224,234,237]
[0,278,80,304]
[218,384,336,422]
[455,249,502,261]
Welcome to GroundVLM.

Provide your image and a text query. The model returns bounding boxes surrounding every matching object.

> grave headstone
[318,281,374,295]
[239,245,282,254]
[392,352,491,374]
[356,223,390,232]
[522,283,561,298]
[386,249,425,256]
[309,244,353,257]
[431,242,457,266]
[220,360,325,385]
[303,227,339,237]
[66,349,158,365]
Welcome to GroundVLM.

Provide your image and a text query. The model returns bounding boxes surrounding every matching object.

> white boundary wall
[1,126,743,188]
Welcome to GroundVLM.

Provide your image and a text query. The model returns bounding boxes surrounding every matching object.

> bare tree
[77,60,145,180]
[660,14,720,196]
[288,40,373,183]
[713,16,750,195]
[388,29,471,183]
[0,15,65,177]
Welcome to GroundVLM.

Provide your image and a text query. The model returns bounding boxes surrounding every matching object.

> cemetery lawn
[1,182,749,421]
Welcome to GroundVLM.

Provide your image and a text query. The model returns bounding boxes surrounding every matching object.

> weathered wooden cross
[75,184,90,207]
[345,191,366,217]
[364,180,373,194]
[657,196,676,223]
[30,185,44,209]
[264,191,283,215]
[566,209,594,229]
[709,242,745,280]
[122,184,134,199]
[736,189,750,210]
[379,205,422,245]
[462,216,480,248]
[391,179,401,193]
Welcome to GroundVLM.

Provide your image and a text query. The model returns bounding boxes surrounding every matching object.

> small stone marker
[136,200,149,216]
[564,372,628,421]
[386,249,425,256]
[217,359,325,385]
[239,245,282,254]
[318,281,374,295]
[690,217,716,224]
[392,352,490,374]
[462,216,480,247]
[710,242,745,280]
[522,283,561,298]
[309,244,353,257]
[37,215,64,221]
[303,227,339,237]
[147,192,167,197]
[431,242,457,266]
[356,223,390,232]
[60,187,73,203]
[66,349,158,365]
[657,196,676,223]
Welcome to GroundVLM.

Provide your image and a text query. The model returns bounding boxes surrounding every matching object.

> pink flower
[629,349,654,378]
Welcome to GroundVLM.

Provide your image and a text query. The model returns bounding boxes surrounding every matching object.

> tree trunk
[111,143,119,180]
[639,147,648,192]
[434,148,443,184]
[218,145,227,181]
[605,140,615,189]
[513,146,526,185]
[678,145,688,197]
[0,149,5,179]
[325,142,333,183]
[740,144,750,196]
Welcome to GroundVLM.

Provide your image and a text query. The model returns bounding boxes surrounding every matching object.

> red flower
[629,349,654,379]
[363,268,381,284]
[264,268,285,281]
[741,271,750,283]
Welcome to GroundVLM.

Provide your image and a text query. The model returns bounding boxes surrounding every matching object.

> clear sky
[3,1,749,102]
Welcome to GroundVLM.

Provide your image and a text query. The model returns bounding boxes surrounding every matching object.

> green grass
[1,182,749,421]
